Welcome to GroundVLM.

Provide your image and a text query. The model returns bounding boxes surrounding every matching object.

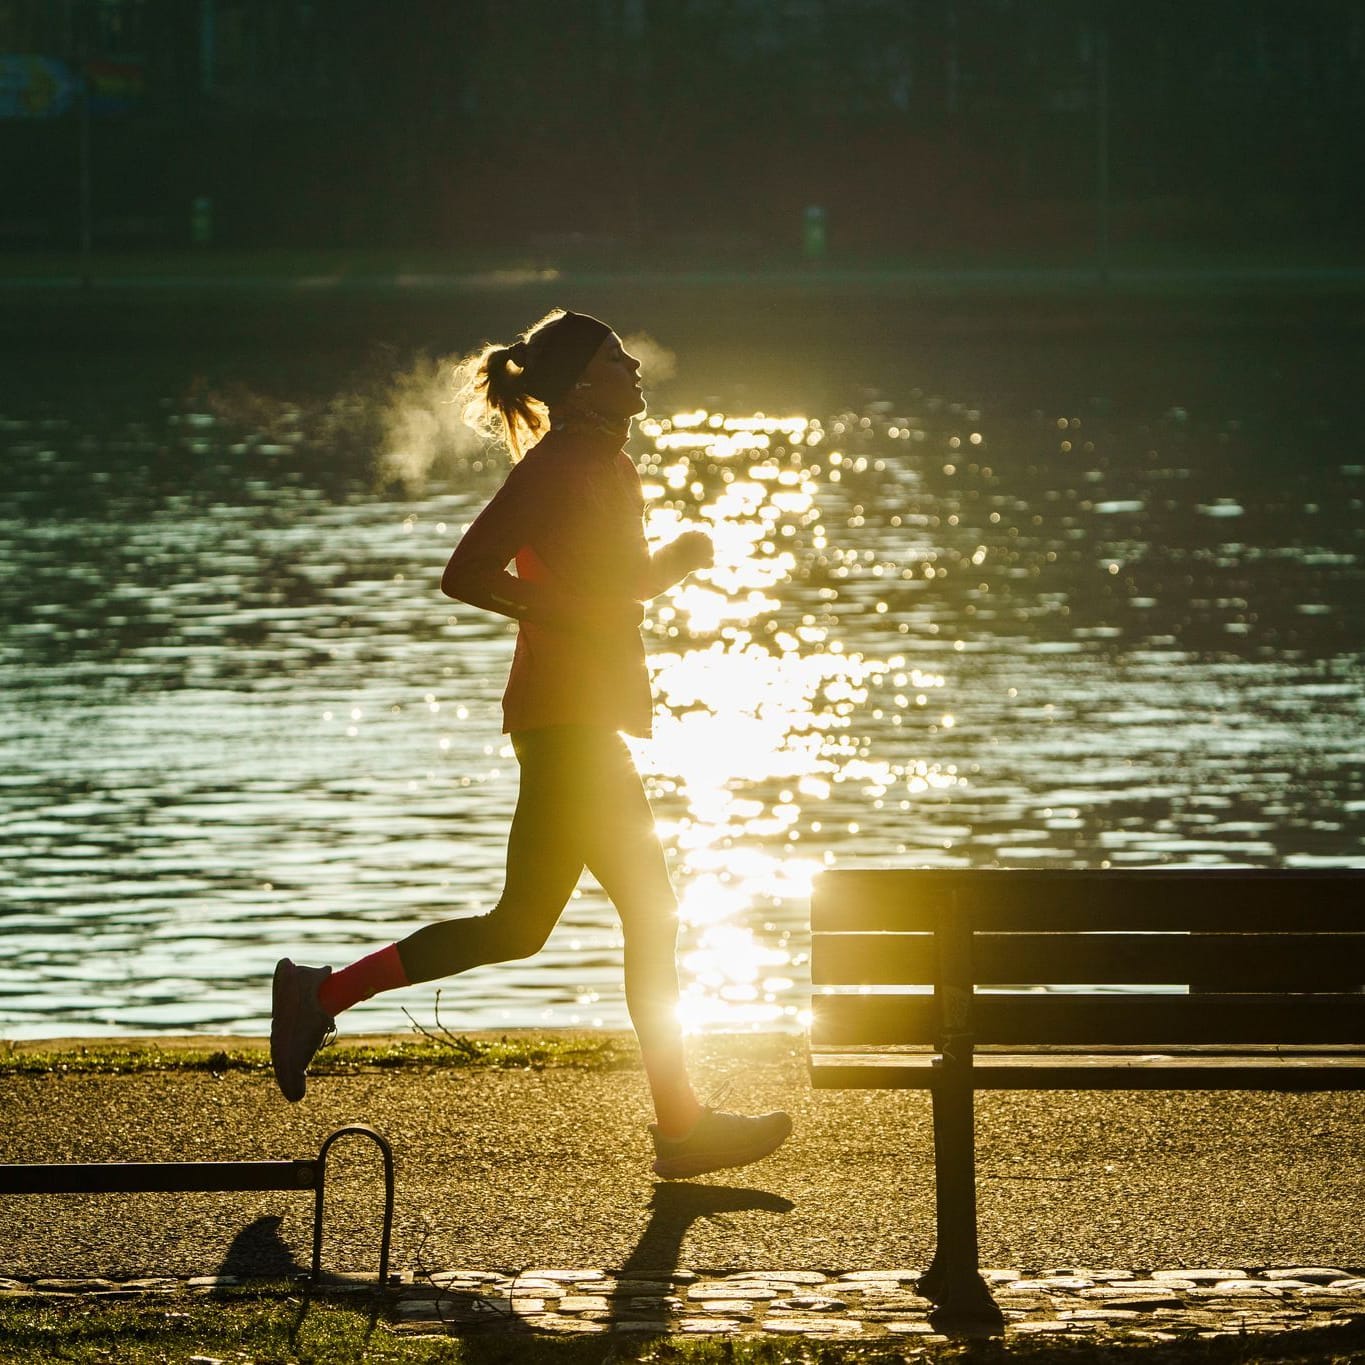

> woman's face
[576,333,645,419]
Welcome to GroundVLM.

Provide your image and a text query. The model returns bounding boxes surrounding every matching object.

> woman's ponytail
[453,311,566,461]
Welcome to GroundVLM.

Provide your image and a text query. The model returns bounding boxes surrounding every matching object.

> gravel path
[2,1038,1362,1285]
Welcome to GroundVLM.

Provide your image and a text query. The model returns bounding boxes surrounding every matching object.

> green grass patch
[0,1033,639,1082]
[0,1028,801,1082]
[1,1286,1363,1363]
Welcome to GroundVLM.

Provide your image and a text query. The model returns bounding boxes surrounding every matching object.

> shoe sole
[270,958,306,1103]
[652,1118,792,1179]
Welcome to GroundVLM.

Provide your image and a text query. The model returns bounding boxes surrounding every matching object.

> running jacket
[441,422,659,737]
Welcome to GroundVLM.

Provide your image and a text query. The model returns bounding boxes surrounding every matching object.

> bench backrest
[810,869,1365,1050]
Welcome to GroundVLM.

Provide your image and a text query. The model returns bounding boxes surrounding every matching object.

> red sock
[318,943,409,1017]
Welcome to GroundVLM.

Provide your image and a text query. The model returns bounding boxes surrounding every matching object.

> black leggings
[396,725,682,1050]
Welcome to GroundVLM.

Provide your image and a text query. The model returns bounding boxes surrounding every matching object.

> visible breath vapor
[623,331,677,386]
[377,352,485,491]
[199,332,678,498]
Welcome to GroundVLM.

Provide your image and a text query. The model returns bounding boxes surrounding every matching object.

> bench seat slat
[811,931,1365,989]
[811,992,1365,1047]
[0,1160,317,1196]
[809,1048,1365,1091]
[813,869,1365,934]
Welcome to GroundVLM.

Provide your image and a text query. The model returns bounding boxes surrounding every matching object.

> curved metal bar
[311,1124,396,1287]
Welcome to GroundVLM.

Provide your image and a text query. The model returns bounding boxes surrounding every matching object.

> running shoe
[650,1107,792,1179]
[270,958,335,1102]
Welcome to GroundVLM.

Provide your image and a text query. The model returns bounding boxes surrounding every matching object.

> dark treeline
[3,0,1363,260]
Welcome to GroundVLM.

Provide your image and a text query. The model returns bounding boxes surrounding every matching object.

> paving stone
[429,1270,504,1284]
[690,1284,776,1300]
[1152,1268,1245,1283]
[1011,1320,1078,1334]
[524,1269,605,1282]
[982,1268,1023,1283]
[616,1295,683,1312]
[1080,1291,1185,1311]
[694,1300,756,1316]
[762,1317,862,1335]
[1109,1279,1195,1292]
[770,1295,849,1312]
[395,1299,443,1320]
[1006,1277,1095,1292]
[34,1278,120,1292]
[558,1296,610,1313]
[523,1316,607,1334]
[725,1270,829,1285]
[1266,1268,1351,1283]
[1082,1284,1184,1303]
[837,1269,922,1283]
[1060,1308,1142,1321]
[883,1320,937,1334]
[679,1317,743,1333]
[858,1294,934,1313]
[613,1279,674,1295]
[429,1301,511,1325]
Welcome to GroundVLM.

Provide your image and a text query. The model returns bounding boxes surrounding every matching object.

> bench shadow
[213,1214,305,1284]
[212,1213,383,1348]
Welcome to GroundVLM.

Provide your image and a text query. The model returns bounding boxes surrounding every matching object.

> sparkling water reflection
[1,380,1361,1038]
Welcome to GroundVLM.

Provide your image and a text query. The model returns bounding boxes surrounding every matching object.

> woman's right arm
[442,468,641,634]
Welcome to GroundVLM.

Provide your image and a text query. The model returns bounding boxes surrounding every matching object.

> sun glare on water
[627,411,960,1032]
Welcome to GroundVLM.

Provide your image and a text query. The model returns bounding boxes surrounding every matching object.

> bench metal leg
[311,1125,395,1287]
[919,1074,998,1320]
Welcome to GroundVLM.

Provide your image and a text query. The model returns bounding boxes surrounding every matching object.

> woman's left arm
[639,530,713,599]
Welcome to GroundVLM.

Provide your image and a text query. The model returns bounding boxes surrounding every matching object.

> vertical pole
[920,888,996,1318]
[1095,0,1111,286]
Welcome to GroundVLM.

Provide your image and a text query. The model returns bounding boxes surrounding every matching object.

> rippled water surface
[2,340,1362,1038]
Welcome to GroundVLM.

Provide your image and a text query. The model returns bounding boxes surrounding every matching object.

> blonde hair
[452,307,568,461]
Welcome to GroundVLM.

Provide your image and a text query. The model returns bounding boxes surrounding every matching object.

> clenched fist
[670,529,714,573]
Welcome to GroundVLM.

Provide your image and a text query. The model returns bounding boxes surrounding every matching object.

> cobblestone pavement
[6,1265,1364,1346]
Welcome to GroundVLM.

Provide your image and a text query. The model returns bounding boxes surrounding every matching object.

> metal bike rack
[0,1123,395,1287]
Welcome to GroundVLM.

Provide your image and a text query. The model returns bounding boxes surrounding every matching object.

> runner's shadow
[610,1182,795,1333]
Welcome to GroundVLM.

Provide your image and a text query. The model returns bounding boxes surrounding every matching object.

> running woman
[270,309,792,1179]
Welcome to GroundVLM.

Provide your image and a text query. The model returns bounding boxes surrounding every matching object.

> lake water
[2,324,1362,1039]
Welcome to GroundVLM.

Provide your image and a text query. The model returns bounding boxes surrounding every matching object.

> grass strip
[0,1028,801,1081]
[1,1286,1363,1364]
[0,1034,636,1081]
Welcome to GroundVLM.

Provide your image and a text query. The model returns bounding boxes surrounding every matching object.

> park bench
[0,1123,394,1287]
[809,868,1365,1317]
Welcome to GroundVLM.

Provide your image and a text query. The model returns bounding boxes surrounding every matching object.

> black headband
[519,311,611,406]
